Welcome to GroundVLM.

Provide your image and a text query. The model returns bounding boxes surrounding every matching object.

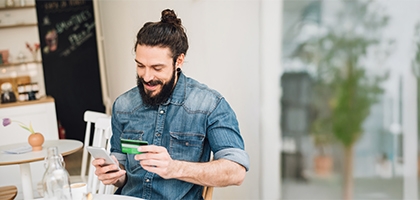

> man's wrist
[171,160,184,179]
[114,173,127,188]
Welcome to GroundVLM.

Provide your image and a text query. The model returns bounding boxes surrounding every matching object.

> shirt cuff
[111,152,126,166]
[214,148,250,171]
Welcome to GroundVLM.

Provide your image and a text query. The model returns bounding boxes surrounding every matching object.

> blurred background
[280,0,419,199]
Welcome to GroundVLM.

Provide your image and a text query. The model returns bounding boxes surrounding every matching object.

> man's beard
[137,70,177,106]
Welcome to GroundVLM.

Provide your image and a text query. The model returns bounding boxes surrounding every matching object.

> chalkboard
[35,0,105,142]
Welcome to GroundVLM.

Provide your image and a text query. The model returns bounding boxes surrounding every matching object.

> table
[0,139,83,200]
[35,194,144,200]
[93,194,144,200]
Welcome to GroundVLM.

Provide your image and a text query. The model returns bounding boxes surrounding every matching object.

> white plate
[3,145,32,154]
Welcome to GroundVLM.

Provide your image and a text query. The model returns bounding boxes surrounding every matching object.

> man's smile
[144,83,159,92]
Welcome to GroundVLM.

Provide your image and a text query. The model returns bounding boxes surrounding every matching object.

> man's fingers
[134,149,168,161]
[137,145,167,154]
[92,158,106,166]
[111,155,119,164]
[98,170,126,185]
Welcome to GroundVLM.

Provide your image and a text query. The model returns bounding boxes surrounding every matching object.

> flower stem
[12,120,34,134]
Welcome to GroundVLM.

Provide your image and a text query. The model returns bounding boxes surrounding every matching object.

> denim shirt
[110,72,250,200]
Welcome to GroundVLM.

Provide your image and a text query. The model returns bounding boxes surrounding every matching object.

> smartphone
[120,138,148,154]
[86,146,121,171]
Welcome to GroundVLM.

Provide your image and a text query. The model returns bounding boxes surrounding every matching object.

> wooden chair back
[202,186,214,200]
[202,153,214,200]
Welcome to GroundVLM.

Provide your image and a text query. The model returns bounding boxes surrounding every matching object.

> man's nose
[142,68,154,82]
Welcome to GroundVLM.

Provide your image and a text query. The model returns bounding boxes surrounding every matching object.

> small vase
[28,132,45,151]
[32,51,38,62]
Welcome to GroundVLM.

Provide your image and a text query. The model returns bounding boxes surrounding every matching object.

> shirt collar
[163,72,186,105]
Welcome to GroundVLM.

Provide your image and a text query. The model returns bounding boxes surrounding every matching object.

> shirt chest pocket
[169,132,205,162]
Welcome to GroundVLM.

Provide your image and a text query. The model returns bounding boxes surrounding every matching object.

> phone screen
[87,146,121,172]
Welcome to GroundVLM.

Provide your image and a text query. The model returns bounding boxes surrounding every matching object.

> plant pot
[314,155,333,177]
[28,132,44,151]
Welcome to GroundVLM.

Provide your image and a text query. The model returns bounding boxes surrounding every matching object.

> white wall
[379,1,420,199]
[96,0,281,199]
[260,0,282,199]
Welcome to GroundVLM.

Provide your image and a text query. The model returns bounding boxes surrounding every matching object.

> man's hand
[92,155,126,186]
[134,145,178,179]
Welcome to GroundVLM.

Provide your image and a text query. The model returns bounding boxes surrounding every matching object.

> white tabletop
[0,139,83,166]
[35,194,144,200]
[0,139,83,200]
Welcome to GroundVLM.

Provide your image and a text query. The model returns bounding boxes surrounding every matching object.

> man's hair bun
[135,9,189,62]
[161,9,181,26]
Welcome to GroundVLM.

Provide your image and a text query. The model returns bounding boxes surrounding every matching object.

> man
[92,9,249,199]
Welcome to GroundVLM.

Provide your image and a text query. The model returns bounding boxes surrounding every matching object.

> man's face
[135,45,180,106]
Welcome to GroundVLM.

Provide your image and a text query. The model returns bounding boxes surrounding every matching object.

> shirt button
[156,133,161,137]
[159,110,165,114]
[146,179,150,182]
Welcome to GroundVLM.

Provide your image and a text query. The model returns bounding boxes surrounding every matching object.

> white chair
[77,110,109,183]
[37,110,109,196]
[87,116,115,194]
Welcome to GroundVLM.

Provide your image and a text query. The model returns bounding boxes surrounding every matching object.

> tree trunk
[343,144,354,200]
[418,79,420,177]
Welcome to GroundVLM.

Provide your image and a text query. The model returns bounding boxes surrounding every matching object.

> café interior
[1,0,420,200]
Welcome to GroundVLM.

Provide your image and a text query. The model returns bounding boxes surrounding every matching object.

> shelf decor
[0,50,9,64]
[26,42,40,61]
[0,60,42,68]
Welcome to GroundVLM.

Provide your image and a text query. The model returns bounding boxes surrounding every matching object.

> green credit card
[121,138,148,154]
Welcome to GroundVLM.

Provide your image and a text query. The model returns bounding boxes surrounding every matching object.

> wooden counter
[0,96,54,108]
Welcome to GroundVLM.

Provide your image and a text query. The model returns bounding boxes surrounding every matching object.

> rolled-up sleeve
[207,98,250,171]
[214,148,250,171]
[110,152,126,166]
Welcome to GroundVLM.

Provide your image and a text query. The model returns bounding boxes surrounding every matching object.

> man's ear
[175,54,185,68]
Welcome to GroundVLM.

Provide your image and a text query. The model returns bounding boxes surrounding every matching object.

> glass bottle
[42,146,73,200]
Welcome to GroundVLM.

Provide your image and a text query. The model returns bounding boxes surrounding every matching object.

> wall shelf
[0,5,35,11]
[0,60,42,68]
[0,23,37,29]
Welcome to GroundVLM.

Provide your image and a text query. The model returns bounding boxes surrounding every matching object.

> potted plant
[291,0,393,199]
